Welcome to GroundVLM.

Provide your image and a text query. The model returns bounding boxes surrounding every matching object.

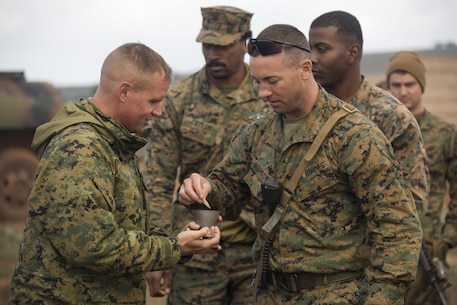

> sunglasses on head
[247,38,311,56]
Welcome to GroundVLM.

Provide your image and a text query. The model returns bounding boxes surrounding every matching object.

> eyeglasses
[247,38,311,56]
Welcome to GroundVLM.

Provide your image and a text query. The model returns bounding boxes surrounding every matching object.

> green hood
[31,99,147,158]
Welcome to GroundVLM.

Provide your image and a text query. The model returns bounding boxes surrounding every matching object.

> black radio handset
[258,179,282,289]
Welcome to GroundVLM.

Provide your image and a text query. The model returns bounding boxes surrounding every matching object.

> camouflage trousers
[167,242,256,305]
[256,277,367,305]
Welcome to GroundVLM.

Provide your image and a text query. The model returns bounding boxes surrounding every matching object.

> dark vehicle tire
[0,148,38,222]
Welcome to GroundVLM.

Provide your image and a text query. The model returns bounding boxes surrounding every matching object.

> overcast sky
[1,0,456,87]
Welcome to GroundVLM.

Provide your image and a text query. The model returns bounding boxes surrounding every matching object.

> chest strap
[262,103,358,234]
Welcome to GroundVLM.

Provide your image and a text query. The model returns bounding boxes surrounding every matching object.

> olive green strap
[303,103,357,162]
[262,104,357,234]
[254,104,358,301]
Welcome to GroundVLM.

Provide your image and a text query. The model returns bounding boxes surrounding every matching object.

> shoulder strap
[261,104,357,233]
[253,104,358,298]
[303,103,357,162]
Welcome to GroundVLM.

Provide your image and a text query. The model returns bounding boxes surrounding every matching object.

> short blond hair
[100,43,172,91]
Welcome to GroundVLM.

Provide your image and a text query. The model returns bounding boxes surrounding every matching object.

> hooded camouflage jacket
[415,109,457,248]
[9,99,181,304]
[346,78,429,216]
[207,88,422,304]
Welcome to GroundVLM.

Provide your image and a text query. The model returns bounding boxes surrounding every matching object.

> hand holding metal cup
[191,208,220,238]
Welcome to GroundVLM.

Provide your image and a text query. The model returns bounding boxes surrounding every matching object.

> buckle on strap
[283,273,301,292]
[342,103,358,113]
[268,271,301,292]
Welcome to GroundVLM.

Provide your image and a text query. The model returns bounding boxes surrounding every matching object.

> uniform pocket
[180,116,217,146]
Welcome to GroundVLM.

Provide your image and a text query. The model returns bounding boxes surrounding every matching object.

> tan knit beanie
[386,51,426,92]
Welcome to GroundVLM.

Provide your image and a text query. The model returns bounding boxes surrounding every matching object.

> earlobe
[347,44,361,64]
[119,82,131,102]
[301,59,312,78]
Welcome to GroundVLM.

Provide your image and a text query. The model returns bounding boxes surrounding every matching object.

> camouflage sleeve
[208,117,422,304]
[390,122,430,217]
[443,126,457,247]
[206,126,252,220]
[346,130,422,305]
[36,129,181,273]
[141,96,181,230]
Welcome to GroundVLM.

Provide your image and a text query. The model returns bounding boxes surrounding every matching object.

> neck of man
[325,70,363,102]
[410,102,425,117]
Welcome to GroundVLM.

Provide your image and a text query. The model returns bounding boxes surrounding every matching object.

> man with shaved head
[8,43,221,304]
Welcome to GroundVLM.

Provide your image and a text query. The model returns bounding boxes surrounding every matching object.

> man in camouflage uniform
[178,24,422,305]
[8,43,221,304]
[308,10,429,216]
[141,6,270,305]
[387,51,457,305]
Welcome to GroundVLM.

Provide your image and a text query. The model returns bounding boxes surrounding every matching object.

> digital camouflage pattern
[196,6,253,46]
[417,110,457,248]
[205,88,422,305]
[346,78,429,216]
[257,277,368,305]
[405,109,457,305]
[142,64,270,304]
[9,99,182,304]
[167,242,255,304]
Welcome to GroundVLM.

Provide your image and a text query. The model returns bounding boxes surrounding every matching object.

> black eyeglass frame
[247,38,311,56]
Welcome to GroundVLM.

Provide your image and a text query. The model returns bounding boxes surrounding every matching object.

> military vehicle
[0,71,64,222]
[0,71,64,303]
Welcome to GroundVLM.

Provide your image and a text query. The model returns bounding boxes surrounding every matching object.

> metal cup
[191,209,220,238]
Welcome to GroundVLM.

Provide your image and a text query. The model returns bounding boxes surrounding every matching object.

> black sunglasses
[247,38,311,56]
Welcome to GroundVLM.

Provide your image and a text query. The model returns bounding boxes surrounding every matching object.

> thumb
[191,227,211,239]
[179,226,211,241]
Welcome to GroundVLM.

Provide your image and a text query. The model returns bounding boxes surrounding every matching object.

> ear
[347,43,361,65]
[300,59,313,79]
[242,39,248,54]
[118,82,132,102]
